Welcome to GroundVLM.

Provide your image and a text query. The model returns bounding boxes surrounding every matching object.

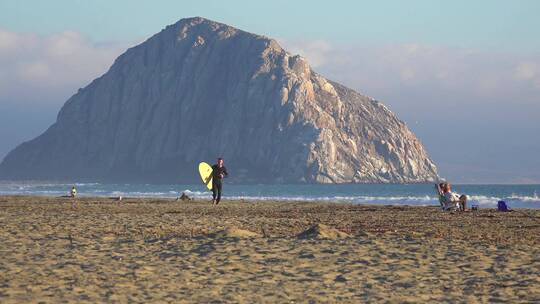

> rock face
[0,17,439,183]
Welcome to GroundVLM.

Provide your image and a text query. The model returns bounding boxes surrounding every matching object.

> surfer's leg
[212,184,217,204]
[216,181,222,204]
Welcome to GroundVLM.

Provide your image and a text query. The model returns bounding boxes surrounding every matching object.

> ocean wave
[1,184,539,208]
[0,182,100,187]
[468,195,540,206]
[109,191,176,197]
[182,189,209,197]
[508,192,539,201]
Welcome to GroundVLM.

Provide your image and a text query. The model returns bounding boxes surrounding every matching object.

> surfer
[211,158,228,205]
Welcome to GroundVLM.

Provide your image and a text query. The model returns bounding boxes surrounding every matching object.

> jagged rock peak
[0,17,439,183]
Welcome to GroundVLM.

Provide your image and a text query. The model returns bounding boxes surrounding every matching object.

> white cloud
[277,39,332,67]
[514,62,538,80]
[16,61,50,81]
[0,28,131,104]
[0,30,19,50]
[45,31,86,57]
[400,67,415,81]
[403,43,421,54]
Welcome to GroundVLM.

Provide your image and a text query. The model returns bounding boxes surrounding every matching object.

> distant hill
[0,17,439,183]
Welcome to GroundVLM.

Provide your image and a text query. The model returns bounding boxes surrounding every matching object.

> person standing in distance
[211,158,228,205]
[70,186,77,198]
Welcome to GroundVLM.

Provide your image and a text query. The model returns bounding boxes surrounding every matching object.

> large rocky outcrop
[0,17,439,183]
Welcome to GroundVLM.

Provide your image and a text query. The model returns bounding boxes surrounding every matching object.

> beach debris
[208,227,260,238]
[178,192,192,201]
[297,224,350,239]
[68,233,74,249]
[498,200,512,212]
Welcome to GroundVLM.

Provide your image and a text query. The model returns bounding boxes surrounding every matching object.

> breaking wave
[1,182,539,208]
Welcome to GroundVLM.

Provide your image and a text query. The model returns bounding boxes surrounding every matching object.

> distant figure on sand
[442,183,467,211]
[70,186,77,198]
[211,158,228,205]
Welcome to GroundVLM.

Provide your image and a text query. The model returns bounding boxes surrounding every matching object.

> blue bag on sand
[498,200,510,212]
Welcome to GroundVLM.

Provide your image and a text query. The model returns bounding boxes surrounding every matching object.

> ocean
[0,182,539,209]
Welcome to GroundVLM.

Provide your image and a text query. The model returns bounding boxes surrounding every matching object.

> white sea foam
[1,183,539,208]
[508,192,539,201]
[109,191,175,197]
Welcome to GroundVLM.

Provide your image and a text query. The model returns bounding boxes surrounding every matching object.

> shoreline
[1,196,539,302]
[2,193,540,209]
[2,182,539,210]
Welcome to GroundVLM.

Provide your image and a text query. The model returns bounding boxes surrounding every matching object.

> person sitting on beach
[442,183,467,211]
[436,183,449,210]
[70,186,77,198]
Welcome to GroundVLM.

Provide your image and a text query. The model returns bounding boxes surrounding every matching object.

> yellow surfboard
[198,162,213,190]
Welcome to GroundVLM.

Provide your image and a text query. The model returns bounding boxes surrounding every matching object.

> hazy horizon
[1,1,539,183]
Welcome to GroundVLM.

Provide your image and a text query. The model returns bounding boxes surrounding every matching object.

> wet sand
[1,196,539,303]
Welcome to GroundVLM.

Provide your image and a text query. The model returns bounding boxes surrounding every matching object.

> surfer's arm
[223,167,229,177]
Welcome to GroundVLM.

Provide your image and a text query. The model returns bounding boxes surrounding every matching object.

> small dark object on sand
[498,201,512,212]
[178,192,192,201]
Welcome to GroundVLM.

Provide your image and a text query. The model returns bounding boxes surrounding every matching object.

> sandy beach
[0,196,539,303]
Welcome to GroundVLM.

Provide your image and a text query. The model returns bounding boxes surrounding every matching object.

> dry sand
[0,196,539,303]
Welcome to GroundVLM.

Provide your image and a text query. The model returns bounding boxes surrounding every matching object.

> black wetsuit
[211,164,228,204]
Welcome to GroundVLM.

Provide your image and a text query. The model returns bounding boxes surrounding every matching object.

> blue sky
[1,0,539,183]
[2,0,540,52]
